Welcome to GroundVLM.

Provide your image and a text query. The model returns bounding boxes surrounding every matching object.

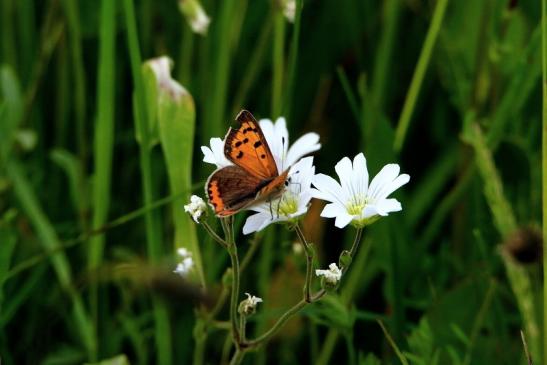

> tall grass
[1,0,546,364]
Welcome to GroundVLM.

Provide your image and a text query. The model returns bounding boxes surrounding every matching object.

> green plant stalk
[205,0,237,143]
[5,189,202,282]
[1,0,17,68]
[295,224,314,302]
[89,0,116,331]
[155,71,205,286]
[177,26,194,86]
[371,0,401,111]
[317,231,372,365]
[61,0,88,189]
[336,66,361,124]
[283,0,303,121]
[542,0,547,362]
[272,9,285,118]
[223,218,242,345]
[377,320,409,365]
[123,1,171,364]
[465,122,540,360]
[6,160,97,360]
[393,0,449,152]
[231,17,273,116]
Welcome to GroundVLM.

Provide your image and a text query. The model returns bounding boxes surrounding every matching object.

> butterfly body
[206,110,289,216]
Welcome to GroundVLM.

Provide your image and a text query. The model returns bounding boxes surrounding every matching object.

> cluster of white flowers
[184,195,207,223]
[174,247,194,278]
[200,115,409,233]
[315,263,342,285]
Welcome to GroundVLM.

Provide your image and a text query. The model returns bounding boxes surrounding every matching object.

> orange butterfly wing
[205,110,287,217]
[224,110,279,179]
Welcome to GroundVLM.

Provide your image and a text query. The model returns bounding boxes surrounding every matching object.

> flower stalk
[294,223,314,302]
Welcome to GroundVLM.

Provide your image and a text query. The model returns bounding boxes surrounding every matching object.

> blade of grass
[542,0,547,362]
[156,72,205,286]
[283,0,303,121]
[6,160,97,360]
[122,1,172,363]
[463,119,540,361]
[204,0,240,142]
[393,0,449,152]
[61,0,88,186]
[371,0,401,112]
[377,320,409,365]
[89,0,117,341]
[272,8,285,118]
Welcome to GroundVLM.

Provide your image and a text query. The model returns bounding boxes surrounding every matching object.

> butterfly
[205,110,290,216]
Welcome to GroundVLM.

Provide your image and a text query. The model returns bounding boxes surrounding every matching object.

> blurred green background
[0,0,545,364]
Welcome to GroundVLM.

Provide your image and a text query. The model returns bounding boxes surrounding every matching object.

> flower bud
[178,0,211,35]
[184,195,207,223]
[338,250,352,269]
[238,293,263,316]
[315,263,342,290]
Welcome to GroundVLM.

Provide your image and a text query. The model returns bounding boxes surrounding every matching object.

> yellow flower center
[278,193,298,216]
[346,195,368,216]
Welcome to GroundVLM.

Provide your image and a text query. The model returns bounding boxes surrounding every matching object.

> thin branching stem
[294,224,314,302]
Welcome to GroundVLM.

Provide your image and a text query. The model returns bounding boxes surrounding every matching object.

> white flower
[315,263,342,285]
[201,116,321,232]
[145,56,188,102]
[282,0,296,23]
[242,156,315,234]
[178,0,211,35]
[184,195,207,223]
[239,293,263,315]
[312,153,410,228]
[201,116,321,172]
[174,247,194,277]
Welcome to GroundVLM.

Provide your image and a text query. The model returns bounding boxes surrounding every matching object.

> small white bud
[315,263,342,286]
[184,195,207,223]
[174,247,194,277]
[238,293,263,316]
[282,0,296,23]
[179,0,211,35]
[145,56,188,102]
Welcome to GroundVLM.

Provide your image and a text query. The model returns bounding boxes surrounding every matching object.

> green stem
[230,349,246,365]
[294,224,313,302]
[123,0,171,363]
[202,221,229,248]
[542,0,547,362]
[223,218,241,344]
[348,228,363,260]
[283,0,303,120]
[393,0,449,152]
[272,9,285,118]
[89,0,116,334]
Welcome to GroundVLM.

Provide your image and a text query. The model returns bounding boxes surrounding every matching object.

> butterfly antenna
[281,136,286,171]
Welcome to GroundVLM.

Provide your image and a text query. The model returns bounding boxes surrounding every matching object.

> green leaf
[0,65,23,162]
[84,354,130,365]
[304,294,355,332]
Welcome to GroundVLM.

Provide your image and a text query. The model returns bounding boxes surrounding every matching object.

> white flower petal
[242,212,274,235]
[334,211,354,228]
[377,173,410,200]
[335,156,353,194]
[375,198,402,215]
[352,153,369,196]
[368,164,400,199]
[362,205,381,219]
[286,132,321,167]
[320,203,346,218]
[312,174,346,204]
